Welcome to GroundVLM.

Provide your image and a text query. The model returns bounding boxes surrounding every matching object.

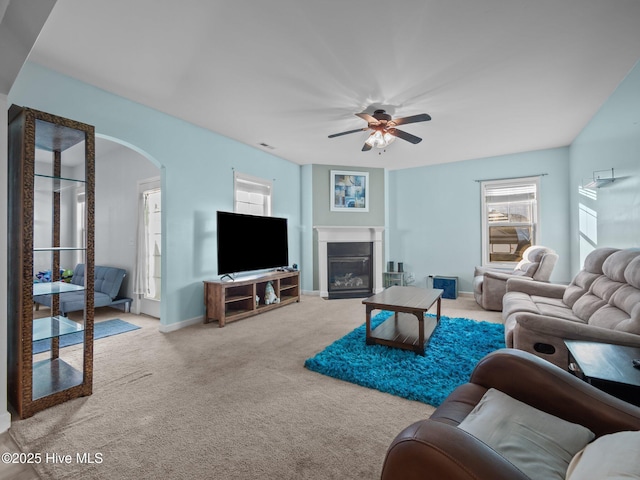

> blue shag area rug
[33,318,141,354]
[304,311,505,407]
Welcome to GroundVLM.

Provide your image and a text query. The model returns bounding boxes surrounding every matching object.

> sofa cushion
[513,246,555,280]
[562,271,601,308]
[602,249,640,282]
[537,303,584,323]
[583,247,620,273]
[516,261,539,277]
[561,248,619,308]
[586,284,640,332]
[72,264,126,299]
[566,431,640,480]
[94,265,126,299]
[587,304,633,330]
[59,291,113,313]
[502,292,541,317]
[457,388,594,480]
[531,295,566,308]
[34,291,114,313]
[626,256,640,289]
[572,276,626,322]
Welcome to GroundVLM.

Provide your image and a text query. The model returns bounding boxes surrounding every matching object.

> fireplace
[327,242,373,299]
[315,226,384,298]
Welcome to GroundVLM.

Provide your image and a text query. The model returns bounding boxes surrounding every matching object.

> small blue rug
[33,319,141,354]
[304,311,505,407]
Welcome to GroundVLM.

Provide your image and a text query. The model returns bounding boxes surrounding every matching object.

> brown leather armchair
[380,349,640,480]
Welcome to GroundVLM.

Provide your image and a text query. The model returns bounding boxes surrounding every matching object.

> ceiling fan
[328,109,431,151]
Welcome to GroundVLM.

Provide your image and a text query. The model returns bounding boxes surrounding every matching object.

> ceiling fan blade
[362,142,372,152]
[328,127,369,138]
[355,112,379,125]
[388,128,422,144]
[389,113,431,127]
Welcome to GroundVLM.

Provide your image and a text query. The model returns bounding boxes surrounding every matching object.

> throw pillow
[566,431,640,480]
[457,388,595,480]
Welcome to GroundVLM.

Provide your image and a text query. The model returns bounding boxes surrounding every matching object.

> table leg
[436,296,441,322]
[365,305,374,345]
[416,311,425,356]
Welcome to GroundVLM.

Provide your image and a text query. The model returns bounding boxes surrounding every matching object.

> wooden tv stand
[203,270,300,327]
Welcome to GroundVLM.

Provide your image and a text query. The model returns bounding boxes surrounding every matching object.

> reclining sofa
[35,263,128,315]
[473,245,558,311]
[381,349,640,480]
[502,247,640,369]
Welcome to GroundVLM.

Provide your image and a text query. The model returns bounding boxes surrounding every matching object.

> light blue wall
[10,59,639,319]
[569,60,640,271]
[388,148,571,293]
[9,62,302,327]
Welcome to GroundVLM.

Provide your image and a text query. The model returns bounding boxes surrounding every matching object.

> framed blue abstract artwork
[330,170,369,212]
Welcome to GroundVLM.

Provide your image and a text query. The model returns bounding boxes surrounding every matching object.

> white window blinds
[481,177,540,265]
[234,172,272,216]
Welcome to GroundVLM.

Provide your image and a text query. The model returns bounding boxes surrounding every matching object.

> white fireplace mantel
[314,226,384,297]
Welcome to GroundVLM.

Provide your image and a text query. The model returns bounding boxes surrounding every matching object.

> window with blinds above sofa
[481,176,540,266]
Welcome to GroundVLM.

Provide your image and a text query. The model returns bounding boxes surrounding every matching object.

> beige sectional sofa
[502,247,640,369]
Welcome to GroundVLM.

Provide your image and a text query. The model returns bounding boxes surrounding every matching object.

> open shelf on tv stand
[203,270,300,327]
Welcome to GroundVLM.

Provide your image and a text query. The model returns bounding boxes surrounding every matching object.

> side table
[564,340,640,407]
[383,272,406,288]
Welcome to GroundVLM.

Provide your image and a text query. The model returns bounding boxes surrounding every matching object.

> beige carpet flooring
[8,294,502,480]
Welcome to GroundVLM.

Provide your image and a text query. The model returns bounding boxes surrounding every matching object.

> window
[234,172,272,216]
[75,189,86,267]
[481,177,539,266]
[142,187,162,301]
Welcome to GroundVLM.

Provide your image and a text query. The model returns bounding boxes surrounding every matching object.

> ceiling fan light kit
[365,130,395,149]
[329,109,431,152]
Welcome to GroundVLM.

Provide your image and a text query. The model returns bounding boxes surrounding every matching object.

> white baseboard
[158,316,202,333]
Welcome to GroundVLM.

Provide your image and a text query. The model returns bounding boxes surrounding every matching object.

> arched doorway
[95,136,161,319]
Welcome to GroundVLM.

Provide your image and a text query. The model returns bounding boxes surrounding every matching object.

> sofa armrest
[381,419,529,480]
[505,277,565,297]
[474,266,511,278]
[483,271,528,282]
[469,349,640,435]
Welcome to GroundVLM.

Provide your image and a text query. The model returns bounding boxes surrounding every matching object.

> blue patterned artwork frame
[330,170,369,212]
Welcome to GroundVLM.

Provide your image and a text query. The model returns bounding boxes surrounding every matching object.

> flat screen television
[217,211,289,276]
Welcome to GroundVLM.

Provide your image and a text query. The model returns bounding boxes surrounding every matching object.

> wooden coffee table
[363,286,443,355]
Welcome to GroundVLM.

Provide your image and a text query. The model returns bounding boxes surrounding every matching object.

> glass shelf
[35,118,86,152]
[33,281,84,296]
[33,246,87,252]
[32,358,83,400]
[33,316,84,342]
[34,173,85,192]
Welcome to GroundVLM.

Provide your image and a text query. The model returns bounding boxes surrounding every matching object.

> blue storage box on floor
[433,276,458,299]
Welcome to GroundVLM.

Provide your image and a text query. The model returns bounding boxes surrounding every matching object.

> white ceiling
[25,0,640,170]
